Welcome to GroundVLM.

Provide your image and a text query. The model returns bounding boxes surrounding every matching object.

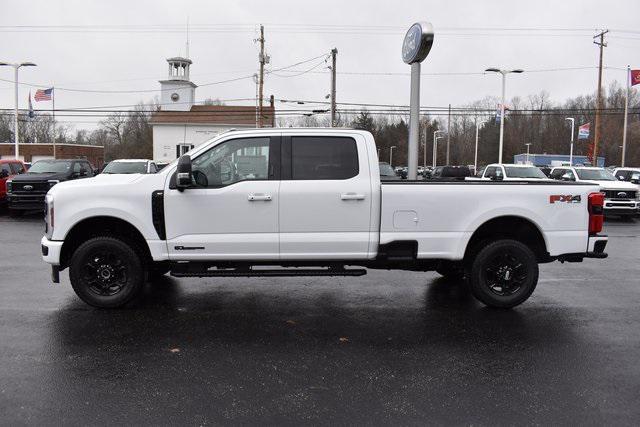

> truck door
[163,135,281,260]
[278,134,372,260]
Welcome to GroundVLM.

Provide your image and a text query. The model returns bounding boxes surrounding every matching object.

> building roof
[150,105,275,126]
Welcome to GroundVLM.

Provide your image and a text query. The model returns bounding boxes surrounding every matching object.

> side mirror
[79,167,87,176]
[176,155,192,191]
[617,175,625,180]
[561,173,573,181]
[490,174,503,181]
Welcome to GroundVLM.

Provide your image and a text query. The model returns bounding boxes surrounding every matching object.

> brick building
[0,143,105,168]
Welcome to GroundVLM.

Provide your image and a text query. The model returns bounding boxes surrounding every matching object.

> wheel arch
[60,216,152,269]
[463,215,549,263]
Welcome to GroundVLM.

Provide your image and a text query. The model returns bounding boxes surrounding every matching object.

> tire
[468,239,539,309]
[435,261,466,280]
[69,236,146,308]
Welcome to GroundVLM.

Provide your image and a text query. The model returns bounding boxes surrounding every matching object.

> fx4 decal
[550,195,581,204]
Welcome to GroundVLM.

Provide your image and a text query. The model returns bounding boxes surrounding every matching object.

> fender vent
[151,190,166,240]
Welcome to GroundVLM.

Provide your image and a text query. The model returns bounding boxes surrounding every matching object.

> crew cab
[41,129,608,309]
[474,164,549,181]
[0,159,27,207]
[7,159,94,215]
[549,166,639,217]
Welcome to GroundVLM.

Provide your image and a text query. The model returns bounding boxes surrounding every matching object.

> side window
[615,170,631,181]
[1,163,10,176]
[291,136,359,180]
[83,162,93,176]
[150,163,157,173]
[484,167,497,178]
[495,167,504,178]
[191,137,271,187]
[73,162,82,173]
[549,169,565,180]
[10,163,25,174]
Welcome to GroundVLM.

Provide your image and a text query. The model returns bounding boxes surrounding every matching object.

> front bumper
[8,193,46,211]
[603,199,639,216]
[41,236,63,266]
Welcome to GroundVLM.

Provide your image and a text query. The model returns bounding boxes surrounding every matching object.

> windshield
[504,166,547,179]
[102,161,147,174]
[28,161,72,173]
[576,169,616,181]
[379,163,395,176]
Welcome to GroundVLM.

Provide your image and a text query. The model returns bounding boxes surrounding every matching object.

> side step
[170,267,367,278]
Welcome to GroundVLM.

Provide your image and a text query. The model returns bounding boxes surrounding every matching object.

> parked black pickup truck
[7,159,94,215]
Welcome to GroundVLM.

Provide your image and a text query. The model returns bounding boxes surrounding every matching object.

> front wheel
[69,236,146,308]
[468,239,538,309]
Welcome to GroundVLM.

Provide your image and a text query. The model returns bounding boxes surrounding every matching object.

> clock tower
[159,57,196,111]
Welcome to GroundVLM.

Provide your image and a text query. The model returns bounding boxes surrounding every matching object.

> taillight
[588,192,604,235]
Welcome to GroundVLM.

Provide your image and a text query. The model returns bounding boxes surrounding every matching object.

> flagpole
[52,86,56,159]
[621,66,629,167]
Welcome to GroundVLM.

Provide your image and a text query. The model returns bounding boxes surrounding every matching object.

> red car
[0,159,27,207]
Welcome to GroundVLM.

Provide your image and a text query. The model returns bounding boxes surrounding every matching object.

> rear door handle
[341,193,365,201]
[248,193,272,201]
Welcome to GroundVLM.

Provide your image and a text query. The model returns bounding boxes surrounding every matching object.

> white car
[100,159,158,175]
[41,129,608,309]
[473,164,549,181]
[550,166,639,217]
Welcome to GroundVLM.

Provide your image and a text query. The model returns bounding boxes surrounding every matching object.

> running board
[170,267,367,278]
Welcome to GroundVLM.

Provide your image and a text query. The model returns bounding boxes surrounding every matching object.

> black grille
[12,181,49,194]
[601,189,636,200]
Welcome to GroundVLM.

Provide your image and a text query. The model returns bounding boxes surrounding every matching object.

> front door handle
[248,193,272,201]
[341,193,365,201]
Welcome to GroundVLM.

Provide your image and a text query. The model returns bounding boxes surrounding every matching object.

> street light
[432,130,445,167]
[525,143,532,164]
[485,67,523,163]
[474,121,480,172]
[565,117,575,166]
[0,61,37,159]
[389,145,397,166]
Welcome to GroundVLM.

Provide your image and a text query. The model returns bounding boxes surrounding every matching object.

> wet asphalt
[0,213,639,425]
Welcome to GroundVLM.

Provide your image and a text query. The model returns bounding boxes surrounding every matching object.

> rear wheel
[69,236,146,308]
[468,239,538,309]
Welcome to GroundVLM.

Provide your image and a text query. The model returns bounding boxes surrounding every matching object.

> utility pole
[446,103,451,165]
[622,65,630,167]
[330,48,337,127]
[258,25,265,128]
[592,29,608,163]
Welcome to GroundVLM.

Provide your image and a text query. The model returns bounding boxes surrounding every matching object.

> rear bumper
[557,235,608,262]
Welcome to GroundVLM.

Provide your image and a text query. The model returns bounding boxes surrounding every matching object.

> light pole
[474,121,480,172]
[389,145,396,166]
[432,130,445,167]
[377,148,381,159]
[565,117,575,166]
[0,61,37,159]
[525,143,532,164]
[485,68,524,163]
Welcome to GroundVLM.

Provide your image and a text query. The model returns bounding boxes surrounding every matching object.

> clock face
[171,92,180,102]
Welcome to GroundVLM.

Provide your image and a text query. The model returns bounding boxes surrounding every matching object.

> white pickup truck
[474,163,549,181]
[41,129,609,309]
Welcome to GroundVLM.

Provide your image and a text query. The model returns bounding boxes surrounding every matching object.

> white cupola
[159,56,197,111]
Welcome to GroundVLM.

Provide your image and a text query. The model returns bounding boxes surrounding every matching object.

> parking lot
[1,213,639,424]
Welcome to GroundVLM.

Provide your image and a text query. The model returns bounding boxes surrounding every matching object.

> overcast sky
[1,0,639,129]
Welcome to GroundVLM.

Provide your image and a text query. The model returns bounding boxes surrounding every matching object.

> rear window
[291,137,359,180]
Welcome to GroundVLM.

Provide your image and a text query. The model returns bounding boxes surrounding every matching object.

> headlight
[45,194,54,239]
[6,180,12,193]
[47,180,59,189]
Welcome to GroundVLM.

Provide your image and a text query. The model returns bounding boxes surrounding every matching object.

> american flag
[34,87,53,102]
